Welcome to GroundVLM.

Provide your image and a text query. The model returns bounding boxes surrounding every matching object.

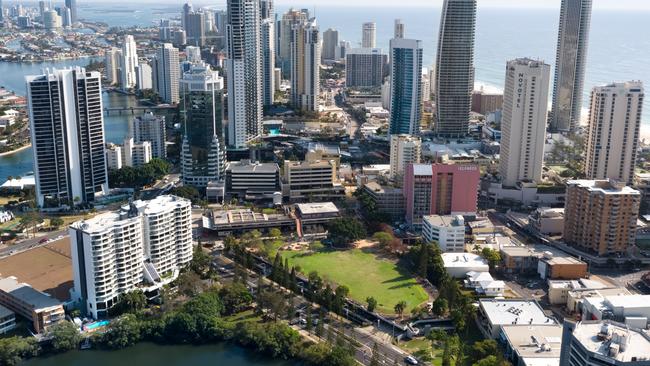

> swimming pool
[85,320,109,330]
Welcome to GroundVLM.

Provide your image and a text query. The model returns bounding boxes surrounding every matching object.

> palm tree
[394,300,407,319]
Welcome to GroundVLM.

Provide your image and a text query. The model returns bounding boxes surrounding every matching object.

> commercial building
[295,202,341,235]
[584,81,644,184]
[321,28,339,62]
[226,0,263,148]
[422,215,465,252]
[581,293,650,329]
[547,278,615,306]
[70,195,192,318]
[26,68,108,208]
[529,207,564,236]
[389,134,421,178]
[560,320,650,365]
[180,63,226,187]
[306,142,341,167]
[500,245,588,280]
[404,163,480,229]
[441,253,489,278]
[0,276,64,333]
[153,43,180,104]
[290,18,320,111]
[361,22,376,48]
[476,299,556,339]
[564,180,640,256]
[203,209,295,235]
[131,112,167,159]
[120,35,138,90]
[471,91,503,115]
[282,160,343,201]
[0,304,16,334]
[501,324,563,366]
[361,182,405,220]
[499,58,551,187]
[434,0,476,137]
[225,160,281,200]
[345,48,386,89]
[549,0,592,132]
[388,38,423,136]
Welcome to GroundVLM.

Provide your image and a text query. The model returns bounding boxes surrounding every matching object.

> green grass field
[281,249,429,314]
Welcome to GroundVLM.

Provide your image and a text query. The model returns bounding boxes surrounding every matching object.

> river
[20,342,299,366]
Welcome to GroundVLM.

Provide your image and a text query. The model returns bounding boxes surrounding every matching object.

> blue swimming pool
[85,320,109,330]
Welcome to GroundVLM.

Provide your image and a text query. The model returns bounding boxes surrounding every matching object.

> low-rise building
[501,245,587,280]
[422,215,465,252]
[0,304,16,334]
[295,202,341,236]
[529,207,564,236]
[306,142,341,167]
[225,160,281,200]
[202,209,295,235]
[582,294,650,329]
[361,182,405,220]
[283,160,344,201]
[547,278,614,306]
[441,253,489,278]
[501,324,562,366]
[0,276,65,333]
[477,299,556,339]
[464,271,505,297]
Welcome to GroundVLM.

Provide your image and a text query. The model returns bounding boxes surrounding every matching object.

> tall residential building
[104,47,121,85]
[214,10,227,34]
[322,28,339,63]
[64,0,76,24]
[584,81,644,184]
[122,138,152,167]
[120,35,138,90]
[404,163,480,229]
[279,8,309,76]
[180,63,226,187]
[226,0,263,148]
[290,18,320,111]
[549,0,592,132]
[434,0,476,137]
[186,11,206,47]
[394,19,405,39]
[361,22,376,48]
[182,2,193,30]
[70,195,192,319]
[153,43,180,104]
[389,134,421,178]
[499,58,551,187]
[43,9,62,30]
[135,63,153,90]
[26,68,108,208]
[564,180,640,256]
[345,48,386,89]
[131,112,167,159]
[388,38,423,135]
[261,18,276,107]
[336,40,350,61]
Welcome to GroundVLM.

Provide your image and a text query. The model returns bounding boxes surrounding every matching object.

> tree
[394,300,407,318]
[431,297,448,317]
[366,296,378,313]
[190,244,211,277]
[20,211,43,238]
[48,321,81,353]
[101,314,142,349]
[219,282,253,315]
[481,248,501,270]
[309,240,325,252]
[269,228,282,239]
[170,185,202,205]
[110,290,147,316]
[473,355,503,366]
[176,270,207,297]
[327,217,367,247]
[49,217,64,229]
[468,340,500,365]
[0,336,39,366]
[372,231,393,248]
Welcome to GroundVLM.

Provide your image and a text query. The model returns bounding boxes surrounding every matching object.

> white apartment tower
[153,43,180,104]
[70,195,192,319]
[104,47,121,86]
[361,22,376,48]
[389,134,422,179]
[226,0,263,148]
[131,112,167,159]
[261,18,276,107]
[394,19,405,39]
[290,18,320,112]
[26,68,108,208]
[584,81,644,184]
[549,0,592,132]
[120,35,138,90]
[499,58,551,187]
[135,63,153,90]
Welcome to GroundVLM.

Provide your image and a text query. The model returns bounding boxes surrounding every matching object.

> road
[0,229,68,259]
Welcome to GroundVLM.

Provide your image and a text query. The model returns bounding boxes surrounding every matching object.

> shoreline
[0,144,31,157]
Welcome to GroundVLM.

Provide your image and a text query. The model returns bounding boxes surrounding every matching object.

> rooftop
[479,299,555,326]
[0,276,63,311]
[572,321,650,362]
[411,164,433,176]
[567,179,640,196]
[501,245,584,265]
[296,202,339,215]
[227,160,280,174]
[0,304,14,319]
[501,324,563,362]
[423,215,465,228]
[364,182,403,195]
[442,253,489,268]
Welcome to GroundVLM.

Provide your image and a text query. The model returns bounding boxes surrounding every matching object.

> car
[404,355,419,365]
[38,238,49,244]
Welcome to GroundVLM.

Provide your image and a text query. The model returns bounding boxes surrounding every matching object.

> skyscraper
[226,0,263,148]
[64,0,76,24]
[390,134,421,178]
[153,43,180,104]
[182,2,193,29]
[549,0,592,133]
[290,18,320,111]
[434,0,476,137]
[104,47,121,85]
[345,48,386,89]
[0,0,4,23]
[186,11,206,47]
[260,1,276,107]
[322,28,339,63]
[361,22,376,48]
[279,8,309,76]
[584,81,644,184]
[120,35,138,90]
[135,63,152,90]
[180,63,226,187]
[499,58,551,187]
[26,68,108,208]
[131,112,167,159]
[388,38,423,135]
[394,19,405,39]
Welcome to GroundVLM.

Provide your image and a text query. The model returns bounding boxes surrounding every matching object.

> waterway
[20,342,299,366]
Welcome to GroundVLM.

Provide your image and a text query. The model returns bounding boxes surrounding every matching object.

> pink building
[404,163,480,228]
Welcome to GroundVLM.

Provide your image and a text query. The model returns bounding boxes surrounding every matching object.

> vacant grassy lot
[281,249,428,314]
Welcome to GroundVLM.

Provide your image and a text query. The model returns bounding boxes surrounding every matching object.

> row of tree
[108,158,170,188]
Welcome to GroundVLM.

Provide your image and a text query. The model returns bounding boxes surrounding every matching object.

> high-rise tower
[290,18,320,112]
[153,43,180,104]
[388,38,423,136]
[120,35,138,90]
[362,22,376,48]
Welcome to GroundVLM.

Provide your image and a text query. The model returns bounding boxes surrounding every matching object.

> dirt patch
[354,239,377,249]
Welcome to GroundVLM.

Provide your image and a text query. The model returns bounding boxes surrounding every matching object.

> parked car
[404,355,419,365]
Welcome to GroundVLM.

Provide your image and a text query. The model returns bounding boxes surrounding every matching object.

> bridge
[103,105,177,116]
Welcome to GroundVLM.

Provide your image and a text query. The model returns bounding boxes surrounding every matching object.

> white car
[404,355,419,365]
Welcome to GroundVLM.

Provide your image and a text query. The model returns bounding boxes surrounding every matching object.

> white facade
[261,18,275,107]
[131,112,167,159]
[153,43,180,104]
[185,45,201,63]
[442,252,489,278]
[389,134,421,178]
[136,63,153,90]
[361,22,376,48]
[104,47,121,85]
[394,19,405,39]
[105,143,123,170]
[290,18,320,111]
[123,138,152,167]
[69,195,192,319]
[584,81,644,184]
[120,35,138,90]
[422,215,465,252]
[499,58,551,187]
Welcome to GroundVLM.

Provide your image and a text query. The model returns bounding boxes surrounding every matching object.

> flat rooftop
[227,161,280,174]
[501,324,563,361]
[442,253,488,268]
[501,245,584,266]
[423,215,464,228]
[567,179,640,195]
[364,182,403,195]
[573,321,650,363]
[296,202,339,215]
[0,276,63,310]
[479,299,555,326]
[211,209,289,225]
